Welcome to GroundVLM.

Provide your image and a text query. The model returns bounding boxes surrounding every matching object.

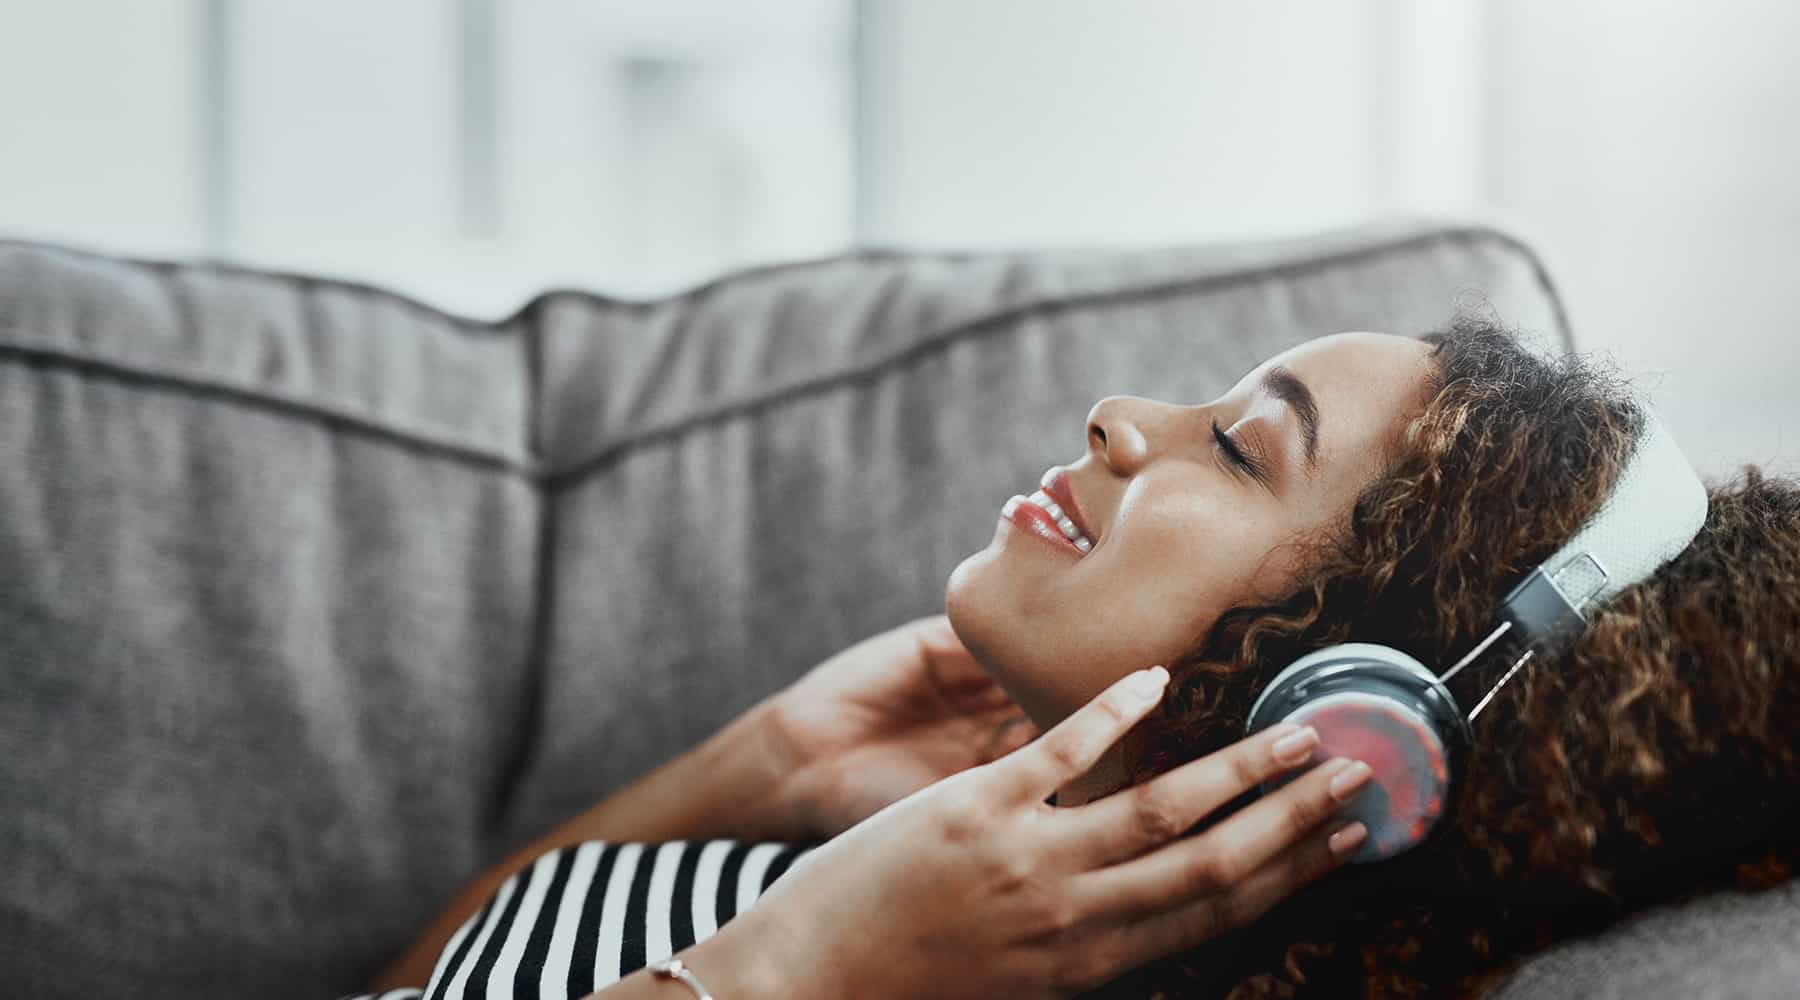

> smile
[999,489,1093,556]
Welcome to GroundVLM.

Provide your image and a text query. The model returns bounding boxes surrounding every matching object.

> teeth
[1010,472,1097,554]
[1026,491,1092,549]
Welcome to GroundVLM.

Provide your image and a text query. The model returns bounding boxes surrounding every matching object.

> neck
[1054,743,1130,807]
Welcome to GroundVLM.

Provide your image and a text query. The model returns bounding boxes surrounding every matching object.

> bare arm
[575,920,789,1000]
[374,701,805,991]
[594,666,1369,1000]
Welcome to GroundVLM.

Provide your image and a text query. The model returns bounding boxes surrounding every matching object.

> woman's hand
[764,614,1041,836]
[700,665,1372,1000]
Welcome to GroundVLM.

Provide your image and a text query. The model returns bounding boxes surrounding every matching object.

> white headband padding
[1539,405,1709,615]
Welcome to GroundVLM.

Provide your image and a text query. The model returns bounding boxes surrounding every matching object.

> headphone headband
[1246,399,1710,863]
[1499,405,1709,647]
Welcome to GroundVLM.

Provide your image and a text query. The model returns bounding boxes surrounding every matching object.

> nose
[1086,395,1157,474]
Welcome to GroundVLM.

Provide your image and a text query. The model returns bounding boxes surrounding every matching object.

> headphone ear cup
[1247,643,1469,863]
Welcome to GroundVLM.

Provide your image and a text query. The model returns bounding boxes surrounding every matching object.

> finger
[1004,713,1043,746]
[977,712,1041,763]
[993,666,1168,804]
[1056,722,1325,868]
[909,616,1006,706]
[909,614,967,659]
[1066,756,1371,918]
[912,616,995,689]
[944,680,1020,714]
[1113,819,1366,971]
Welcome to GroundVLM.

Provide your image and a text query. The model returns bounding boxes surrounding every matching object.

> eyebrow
[1259,365,1320,472]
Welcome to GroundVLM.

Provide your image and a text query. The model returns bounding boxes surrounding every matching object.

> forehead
[1245,332,1435,474]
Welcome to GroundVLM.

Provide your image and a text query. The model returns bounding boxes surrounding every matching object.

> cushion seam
[0,238,532,331]
[0,224,1567,488]
[544,224,1569,490]
[0,336,536,476]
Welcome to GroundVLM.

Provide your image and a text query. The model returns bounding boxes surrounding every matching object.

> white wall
[856,0,1800,480]
[0,0,854,313]
[229,1,460,277]
[857,1,1384,246]
[0,0,204,253]
[1485,0,1800,479]
[3,0,1795,479]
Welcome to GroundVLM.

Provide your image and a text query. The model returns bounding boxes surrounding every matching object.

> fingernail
[1328,760,1373,802]
[1129,665,1169,700]
[1270,725,1319,766]
[1328,821,1368,859]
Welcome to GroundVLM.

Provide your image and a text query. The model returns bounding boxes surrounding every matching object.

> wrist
[677,911,818,1000]
[718,698,820,841]
[539,697,812,848]
[746,695,828,839]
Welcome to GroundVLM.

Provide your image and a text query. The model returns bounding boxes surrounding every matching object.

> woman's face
[946,332,1437,727]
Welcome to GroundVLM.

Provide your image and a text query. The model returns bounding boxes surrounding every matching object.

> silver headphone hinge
[1468,648,1535,722]
[1436,620,1512,685]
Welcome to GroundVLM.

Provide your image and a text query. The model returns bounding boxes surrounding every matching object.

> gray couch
[2,221,1794,998]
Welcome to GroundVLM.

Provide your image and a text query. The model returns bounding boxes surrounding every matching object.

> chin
[946,554,1070,728]
[944,550,997,663]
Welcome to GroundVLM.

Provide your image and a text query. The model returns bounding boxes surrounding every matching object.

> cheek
[1067,505,1275,673]
[1088,506,1320,677]
[1108,492,1275,613]
[949,488,1302,724]
[1094,534,1235,643]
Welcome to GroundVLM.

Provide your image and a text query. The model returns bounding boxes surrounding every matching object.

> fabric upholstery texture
[1490,879,1800,999]
[1,221,1785,999]
[0,245,541,996]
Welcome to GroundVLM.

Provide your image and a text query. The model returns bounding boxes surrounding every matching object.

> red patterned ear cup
[1281,693,1449,861]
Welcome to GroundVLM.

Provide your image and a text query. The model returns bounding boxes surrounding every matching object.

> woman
[1096,320,1800,997]
[368,317,1800,997]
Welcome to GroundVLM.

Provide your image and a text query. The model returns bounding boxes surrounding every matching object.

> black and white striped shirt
[341,839,820,1000]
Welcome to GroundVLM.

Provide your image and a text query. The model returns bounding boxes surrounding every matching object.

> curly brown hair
[1102,316,1800,998]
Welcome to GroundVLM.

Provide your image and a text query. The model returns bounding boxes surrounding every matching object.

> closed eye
[1212,418,1250,467]
[1212,418,1270,486]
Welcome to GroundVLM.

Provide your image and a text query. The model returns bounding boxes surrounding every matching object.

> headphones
[1244,405,1710,863]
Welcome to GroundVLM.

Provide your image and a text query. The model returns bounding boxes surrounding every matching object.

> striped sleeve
[338,839,820,1000]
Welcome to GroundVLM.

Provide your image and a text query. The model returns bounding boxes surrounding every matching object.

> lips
[1041,468,1097,546]
[1001,495,1086,556]
[997,466,1100,558]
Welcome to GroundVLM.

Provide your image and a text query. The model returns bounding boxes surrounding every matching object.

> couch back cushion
[0,245,540,996]
[504,223,1568,846]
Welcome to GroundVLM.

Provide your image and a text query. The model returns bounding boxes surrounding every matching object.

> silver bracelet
[647,956,717,1000]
